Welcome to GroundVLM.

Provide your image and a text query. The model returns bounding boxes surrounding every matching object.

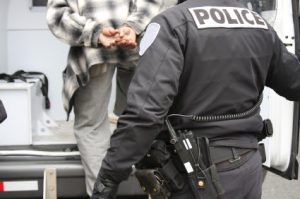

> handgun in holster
[166,120,225,199]
[135,140,184,199]
[135,169,170,199]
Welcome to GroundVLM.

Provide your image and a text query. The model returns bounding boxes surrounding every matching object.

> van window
[260,0,277,25]
[261,0,276,11]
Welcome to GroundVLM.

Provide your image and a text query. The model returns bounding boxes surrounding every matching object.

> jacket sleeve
[125,0,165,35]
[46,0,102,47]
[101,16,185,182]
[266,28,300,101]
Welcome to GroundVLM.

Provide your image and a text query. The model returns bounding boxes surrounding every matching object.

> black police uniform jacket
[100,0,300,182]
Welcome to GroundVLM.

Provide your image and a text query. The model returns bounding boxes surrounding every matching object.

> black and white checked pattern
[46,0,171,114]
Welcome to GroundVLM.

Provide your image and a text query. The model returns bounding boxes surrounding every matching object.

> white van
[0,0,299,198]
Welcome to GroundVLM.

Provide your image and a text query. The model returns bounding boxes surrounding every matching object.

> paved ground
[262,165,300,199]
[262,138,300,199]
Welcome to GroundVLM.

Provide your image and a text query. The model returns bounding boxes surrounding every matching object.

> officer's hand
[115,26,137,49]
[91,172,118,199]
[98,27,119,48]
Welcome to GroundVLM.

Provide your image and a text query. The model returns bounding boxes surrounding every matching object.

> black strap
[159,160,185,190]
[0,73,16,82]
[0,70,50,109]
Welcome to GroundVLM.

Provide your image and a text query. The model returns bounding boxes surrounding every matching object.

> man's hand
[115,26,137,49]
[98,26,137,49]
[98,27,119,48]
[91,172,118,199]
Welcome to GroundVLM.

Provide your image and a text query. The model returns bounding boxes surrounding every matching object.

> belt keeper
[229,148,241,163]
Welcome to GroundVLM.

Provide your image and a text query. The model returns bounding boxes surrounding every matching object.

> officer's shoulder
[151,4,186,27]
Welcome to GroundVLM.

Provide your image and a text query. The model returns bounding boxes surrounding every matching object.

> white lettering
[189,6,268,30]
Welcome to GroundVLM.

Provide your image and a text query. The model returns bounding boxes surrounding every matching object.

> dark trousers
[113,66,135,116]
[171,150,263,199]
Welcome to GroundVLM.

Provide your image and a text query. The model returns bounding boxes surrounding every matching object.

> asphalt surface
[262,169,300,199]
[262,138,300,199]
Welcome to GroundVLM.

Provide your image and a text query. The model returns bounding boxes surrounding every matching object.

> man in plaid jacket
[46,0,175,196]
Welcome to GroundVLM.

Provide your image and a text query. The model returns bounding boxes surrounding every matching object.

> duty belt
[209,146,252,165]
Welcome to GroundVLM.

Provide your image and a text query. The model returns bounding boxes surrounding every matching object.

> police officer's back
[91,0,300,198]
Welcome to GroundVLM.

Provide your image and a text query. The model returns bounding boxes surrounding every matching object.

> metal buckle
[228,148,241,163]
[154,170,165,185]
[228,156,241,163]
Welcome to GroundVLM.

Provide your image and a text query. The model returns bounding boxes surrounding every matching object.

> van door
[259,0,299,180]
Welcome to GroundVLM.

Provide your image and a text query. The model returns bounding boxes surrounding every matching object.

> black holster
[135,169,170,199]
[257,119,273,141]
[187,164,224,199]
[172,131,225,199]
[135,140,184,198]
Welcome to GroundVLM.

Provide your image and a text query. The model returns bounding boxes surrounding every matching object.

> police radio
[165,116,225,198]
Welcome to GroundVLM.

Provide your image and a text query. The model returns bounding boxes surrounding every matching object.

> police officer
[91,0,300,198]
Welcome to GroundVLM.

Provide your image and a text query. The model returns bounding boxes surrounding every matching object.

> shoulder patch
[189,6,268,30]
[139,23,161,56]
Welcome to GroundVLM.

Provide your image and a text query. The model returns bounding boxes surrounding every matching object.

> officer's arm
[101,16,185,183]
[266,29,300,101]
[46,0,102,47]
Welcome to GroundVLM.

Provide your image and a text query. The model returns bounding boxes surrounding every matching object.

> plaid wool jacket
[46,0,170,116]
